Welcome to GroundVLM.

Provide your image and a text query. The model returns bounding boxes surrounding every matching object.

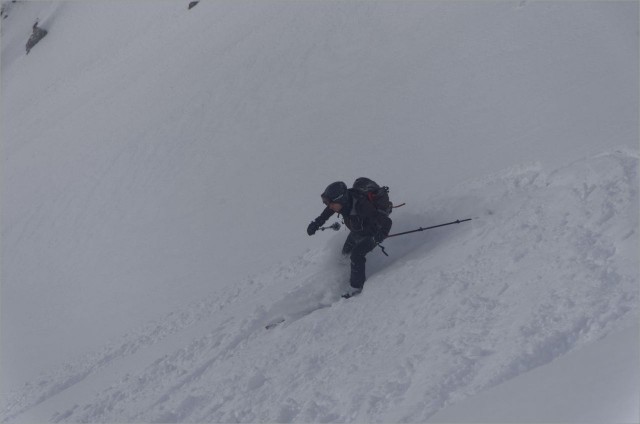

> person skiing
[307,180,392,297]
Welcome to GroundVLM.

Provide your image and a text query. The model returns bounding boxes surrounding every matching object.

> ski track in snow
[2,149,637,423]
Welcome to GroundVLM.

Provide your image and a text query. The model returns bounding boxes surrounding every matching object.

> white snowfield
[429,323,639,423]
[2,1,638,423]
[3,150,638,423]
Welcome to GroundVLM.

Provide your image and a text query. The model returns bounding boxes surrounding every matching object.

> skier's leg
[349,235,377,290]
[341,232,356,256]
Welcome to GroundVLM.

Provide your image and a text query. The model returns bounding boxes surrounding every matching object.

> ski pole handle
[320,222,341,232]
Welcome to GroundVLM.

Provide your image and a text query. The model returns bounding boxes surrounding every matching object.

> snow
[1,1,638,422]
[428,323,639,422]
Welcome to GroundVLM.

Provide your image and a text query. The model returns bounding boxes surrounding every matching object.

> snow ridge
[2,149,637,423]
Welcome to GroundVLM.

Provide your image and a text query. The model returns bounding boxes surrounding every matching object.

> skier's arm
[376,214,392,239]
[307,207,334,235]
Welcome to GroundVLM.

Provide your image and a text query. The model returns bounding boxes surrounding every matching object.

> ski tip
[265,318,285,330]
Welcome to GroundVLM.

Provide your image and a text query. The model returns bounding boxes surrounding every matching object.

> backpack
[351,177,393,216]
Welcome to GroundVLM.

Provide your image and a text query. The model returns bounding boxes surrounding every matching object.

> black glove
[373,231,387,243]
[307,220,320,236]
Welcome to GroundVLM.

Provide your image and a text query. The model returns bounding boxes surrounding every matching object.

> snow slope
[3,149,638,422]
[429,323,639,423]
[2,1,638,422]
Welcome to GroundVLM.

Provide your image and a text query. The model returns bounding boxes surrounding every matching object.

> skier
[307,181,392,297]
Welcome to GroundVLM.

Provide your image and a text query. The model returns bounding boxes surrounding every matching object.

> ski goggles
[322,193,345,205]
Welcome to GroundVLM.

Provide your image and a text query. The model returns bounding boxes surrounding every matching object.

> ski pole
[386,218,472,238]
[376,218,471,256]
[319,222,341,232]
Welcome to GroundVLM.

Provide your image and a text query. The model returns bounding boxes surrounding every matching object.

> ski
[265,318,285,330]
[264,294,359,330]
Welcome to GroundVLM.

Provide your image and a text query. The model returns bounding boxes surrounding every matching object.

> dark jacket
[313,189,392,238]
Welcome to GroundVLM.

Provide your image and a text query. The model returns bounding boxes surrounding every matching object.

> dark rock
[26,20,47,54]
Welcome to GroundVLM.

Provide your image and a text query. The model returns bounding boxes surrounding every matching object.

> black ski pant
[342,232,377,290]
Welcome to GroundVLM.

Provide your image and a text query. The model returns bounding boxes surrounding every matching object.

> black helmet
[321,181,349,205]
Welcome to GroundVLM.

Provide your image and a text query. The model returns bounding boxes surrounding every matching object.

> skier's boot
[342,288,362,299]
